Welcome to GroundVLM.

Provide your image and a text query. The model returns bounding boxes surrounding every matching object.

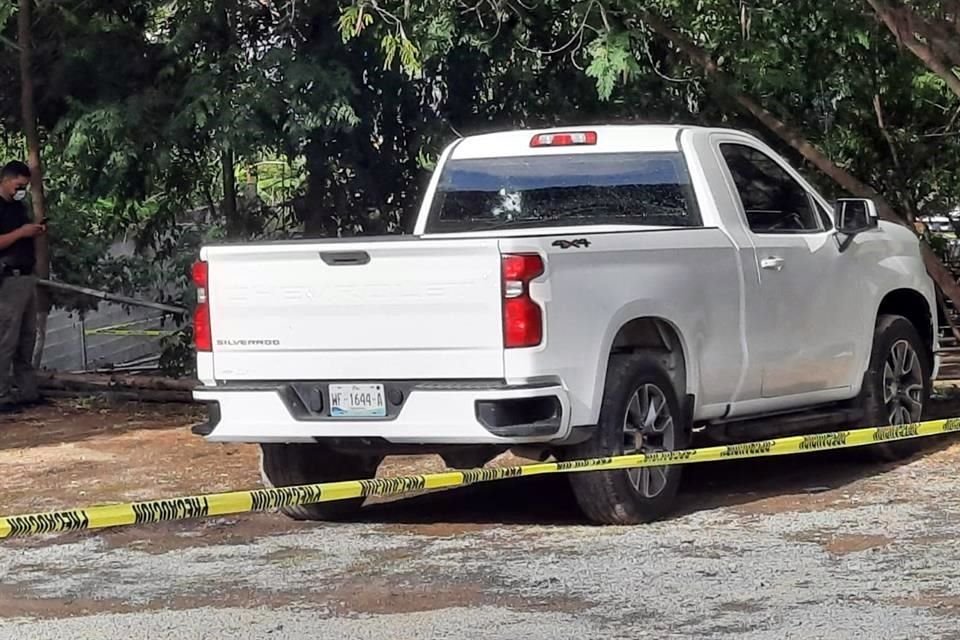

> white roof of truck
[449,124,743,160]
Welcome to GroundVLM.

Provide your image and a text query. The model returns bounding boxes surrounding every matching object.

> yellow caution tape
[3,416,959,539]
[83,316,179,337]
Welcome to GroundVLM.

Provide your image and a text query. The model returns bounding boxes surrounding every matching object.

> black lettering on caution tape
[944,418,960,432]
[132,497,209,524]
[873,423,920,442]
[358,476,427,497]
[7,510,90,537]
[722,441,775,458]
[555,457,613,471]
[643,450,696,465]
[250,486,324,511]
[461,467,523,485]
[799,431,850,451]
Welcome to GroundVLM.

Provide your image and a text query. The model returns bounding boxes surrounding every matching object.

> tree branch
[873,92,916,222]
[639,7,960,310]
[866,0,960,100]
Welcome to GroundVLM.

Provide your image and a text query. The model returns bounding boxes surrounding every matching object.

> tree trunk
[18,0,50,368]
[221,147,240,238]
[865,0,960,100]
[300,138,339,237]
[937,287,960,342]
[866,0,960,66]
[639,8,960,310]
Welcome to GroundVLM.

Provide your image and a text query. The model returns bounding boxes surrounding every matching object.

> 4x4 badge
[552,238,591,249]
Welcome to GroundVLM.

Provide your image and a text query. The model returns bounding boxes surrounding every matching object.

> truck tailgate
[204,238,505,381]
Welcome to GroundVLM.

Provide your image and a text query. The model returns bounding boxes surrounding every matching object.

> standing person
[0,160,45,413]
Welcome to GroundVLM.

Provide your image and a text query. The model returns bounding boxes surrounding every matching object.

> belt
[0,266,32,277]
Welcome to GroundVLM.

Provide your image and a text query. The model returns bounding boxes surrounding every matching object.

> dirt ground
[0,400,480,516]
[4,393,960,638]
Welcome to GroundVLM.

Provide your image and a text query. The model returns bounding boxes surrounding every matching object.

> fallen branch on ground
[37,371,196,403]
[40,388,193,404]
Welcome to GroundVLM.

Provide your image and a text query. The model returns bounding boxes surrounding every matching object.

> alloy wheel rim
[622,383,676,498]
[882,339,924,425]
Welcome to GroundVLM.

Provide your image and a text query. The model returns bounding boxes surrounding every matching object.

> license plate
[329,384,387,418]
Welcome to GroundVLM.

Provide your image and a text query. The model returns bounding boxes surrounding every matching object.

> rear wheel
[859,314,931,461]
[259,443,382,520]
[562,352,688,525]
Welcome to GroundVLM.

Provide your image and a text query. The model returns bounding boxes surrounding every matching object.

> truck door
[717,143,859,398]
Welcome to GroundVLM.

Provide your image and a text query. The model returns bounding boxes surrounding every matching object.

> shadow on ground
[354,394,960,527]
[355,439,956,527]
[7,393,960,542]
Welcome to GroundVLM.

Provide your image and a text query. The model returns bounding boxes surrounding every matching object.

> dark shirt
[0,198,35,270]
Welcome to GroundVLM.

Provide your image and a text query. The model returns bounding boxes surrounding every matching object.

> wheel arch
[876,288,935,364]
[600,316,692,408]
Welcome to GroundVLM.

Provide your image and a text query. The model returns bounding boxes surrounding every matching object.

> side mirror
[835,198,879,235]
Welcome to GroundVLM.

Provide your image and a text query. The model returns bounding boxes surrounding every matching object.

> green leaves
[3,0,959,371]
[586,32,641,101]
[337,5,373,43]
[380,32,421,74]
[339,2,422,76]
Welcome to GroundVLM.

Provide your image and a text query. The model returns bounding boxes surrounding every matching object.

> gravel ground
[3,401,960,638]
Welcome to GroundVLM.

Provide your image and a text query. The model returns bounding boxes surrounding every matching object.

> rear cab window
[425,152,703,233]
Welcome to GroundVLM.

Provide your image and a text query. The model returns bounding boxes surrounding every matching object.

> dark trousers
[0,275,38,404]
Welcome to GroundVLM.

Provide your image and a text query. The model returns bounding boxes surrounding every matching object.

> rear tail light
[192,261,212,352]
[502,254,544,348]
[530,131,597,148]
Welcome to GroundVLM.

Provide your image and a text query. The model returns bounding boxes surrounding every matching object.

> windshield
[426,152,701,233]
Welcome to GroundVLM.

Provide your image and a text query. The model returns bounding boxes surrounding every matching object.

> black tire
[858,314,932,461]
[259,443,381,521]
[561,352,689,525]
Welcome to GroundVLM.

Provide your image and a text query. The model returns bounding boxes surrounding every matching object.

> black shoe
[20,396,50,408]
[0,403,21,415]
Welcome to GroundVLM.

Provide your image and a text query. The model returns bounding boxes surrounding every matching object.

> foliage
[586,31,642,101]
[2,0,960,375]
[342,0,960,217]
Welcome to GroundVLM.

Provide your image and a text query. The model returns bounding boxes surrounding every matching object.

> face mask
[12,189,26,202]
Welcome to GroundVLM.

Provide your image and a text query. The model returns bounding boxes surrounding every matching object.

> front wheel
[858,314,932,461]
[259,443,382,521]
[561,352,689,525]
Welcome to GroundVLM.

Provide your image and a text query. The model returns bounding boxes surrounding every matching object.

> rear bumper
[192,381,571,445]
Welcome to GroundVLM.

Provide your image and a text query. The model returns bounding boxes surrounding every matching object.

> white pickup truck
[192,125,939,524]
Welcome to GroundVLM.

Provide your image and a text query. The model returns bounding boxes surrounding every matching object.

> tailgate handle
[320,251,371,266]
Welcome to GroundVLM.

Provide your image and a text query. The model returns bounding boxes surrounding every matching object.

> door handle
[760,256,785,271]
